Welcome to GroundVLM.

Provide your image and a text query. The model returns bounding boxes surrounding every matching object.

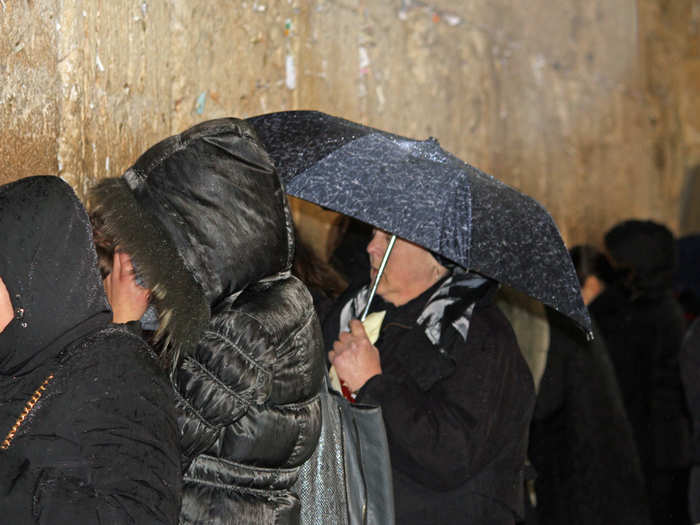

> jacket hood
[89,118,294,367]
[0,176,111,375]
[604,219,677,298]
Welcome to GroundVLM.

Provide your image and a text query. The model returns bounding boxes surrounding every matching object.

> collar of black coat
[89,118,295,376]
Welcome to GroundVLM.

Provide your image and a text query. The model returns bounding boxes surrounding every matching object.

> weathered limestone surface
[1,0,59,182]
[1,0,698,248]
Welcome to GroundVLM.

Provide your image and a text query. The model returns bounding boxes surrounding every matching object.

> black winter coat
[590,284,691,524]
[91,119,325,524]
[324,276,535,525]
[528,311,651,525]
[0,176,181,524]
[681,319,700,523]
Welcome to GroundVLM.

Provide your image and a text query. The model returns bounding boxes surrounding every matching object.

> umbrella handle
[360,234,397,322]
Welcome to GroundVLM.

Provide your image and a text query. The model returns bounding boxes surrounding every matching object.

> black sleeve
[31,335,181,524]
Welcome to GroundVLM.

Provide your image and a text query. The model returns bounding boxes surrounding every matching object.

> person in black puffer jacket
[0,176,181,524]
[90,118,325,524]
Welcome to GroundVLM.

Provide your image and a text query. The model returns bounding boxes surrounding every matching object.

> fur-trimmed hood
[90,118,294,366]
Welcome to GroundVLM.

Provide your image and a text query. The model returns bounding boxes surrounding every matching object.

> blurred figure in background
[569,244,615,305]
[292,229,347,324]
[674,234,700,328]
[590,220,691,525]
[681,319,700,524]
[329,218,373,289]
[500,246,650,525]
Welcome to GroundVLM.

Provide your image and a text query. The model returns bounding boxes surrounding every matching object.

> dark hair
[604,219,677,298]
[90,211,116,280]
[569,245,614,286]
[293,234,347,300]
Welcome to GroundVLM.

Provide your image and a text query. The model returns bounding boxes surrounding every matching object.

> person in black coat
[681,319,700,523]
[0,176,181,524]
[324,229,535,525]
[527,308,651,525]
[90,118,325,524]
[590,220,691,525]
[498,268,651,525]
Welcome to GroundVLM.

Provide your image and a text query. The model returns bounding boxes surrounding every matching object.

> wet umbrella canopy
[248,110,591,336]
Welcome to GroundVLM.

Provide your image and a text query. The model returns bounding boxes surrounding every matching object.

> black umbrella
[248,110,591,335]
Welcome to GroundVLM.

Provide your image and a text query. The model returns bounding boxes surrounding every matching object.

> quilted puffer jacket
[90,118,324,524]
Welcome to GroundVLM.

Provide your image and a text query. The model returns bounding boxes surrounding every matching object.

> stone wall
[1,0,698,250]
[1,0,59,183]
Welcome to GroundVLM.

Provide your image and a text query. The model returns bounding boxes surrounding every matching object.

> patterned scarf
[338,268,492,354]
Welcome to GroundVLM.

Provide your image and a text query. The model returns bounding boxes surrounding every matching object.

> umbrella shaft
[360,234,397,322]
